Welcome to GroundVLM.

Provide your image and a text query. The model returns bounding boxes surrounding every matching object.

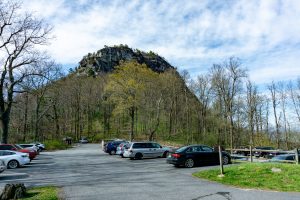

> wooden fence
[228,147,299,165]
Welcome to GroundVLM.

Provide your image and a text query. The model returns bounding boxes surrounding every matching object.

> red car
[0,144,37,160]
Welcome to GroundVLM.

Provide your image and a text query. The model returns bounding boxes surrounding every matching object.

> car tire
[184,158,194,168]
[110,150,116,155]
[174,164,180,168]
[121,154,124,158]
[135,153,143,160]
[8,160,19,169]
[223,156,229,165]
[163,151,169,158]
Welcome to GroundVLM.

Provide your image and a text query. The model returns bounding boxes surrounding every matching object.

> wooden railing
[227,147,299,164]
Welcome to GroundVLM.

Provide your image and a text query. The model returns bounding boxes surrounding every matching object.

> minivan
[123,142,170,159]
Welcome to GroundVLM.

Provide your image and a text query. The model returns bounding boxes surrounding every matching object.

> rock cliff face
[77,45,174,74]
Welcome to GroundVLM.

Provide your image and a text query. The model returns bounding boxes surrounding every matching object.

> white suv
[123,142,170,160]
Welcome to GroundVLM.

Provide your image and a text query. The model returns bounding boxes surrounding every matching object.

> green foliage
[87,67,95,77]
[21,186,59,200]
[193,163,300,192]
[44,140,68,150]
[105,60,158,115]
[148,50,157,58]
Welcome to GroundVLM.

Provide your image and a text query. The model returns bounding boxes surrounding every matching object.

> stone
[0,183,26,200]
[271,167,282,173]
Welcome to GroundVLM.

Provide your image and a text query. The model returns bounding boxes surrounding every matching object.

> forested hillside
[6,45,300,149]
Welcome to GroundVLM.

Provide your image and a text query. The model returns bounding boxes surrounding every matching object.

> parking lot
[0,144,299,200]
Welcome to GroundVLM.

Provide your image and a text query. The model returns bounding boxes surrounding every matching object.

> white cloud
[20,0,300,83]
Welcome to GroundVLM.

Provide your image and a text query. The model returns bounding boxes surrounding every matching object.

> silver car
[123,142,170,160]
[116,142,129,157]
[0,150,30,169]
[0,159,6,173]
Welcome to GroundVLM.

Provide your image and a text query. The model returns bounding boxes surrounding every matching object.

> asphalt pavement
[0,144,299,200]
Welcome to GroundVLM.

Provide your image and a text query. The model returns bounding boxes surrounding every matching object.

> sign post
[219,145,224,176]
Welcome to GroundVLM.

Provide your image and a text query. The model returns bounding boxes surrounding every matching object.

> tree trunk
[34,96,40,141]
[53,103,60,138]
[1,113,9,144]
[130,107,135,141]
[149,96,162,141]
[22,93,29,142]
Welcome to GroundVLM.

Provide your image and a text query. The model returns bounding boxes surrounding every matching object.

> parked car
[254,146,275,158]
[15,144,38,160]
[18,144,40,154]
[0,144,37,160]
[166,145,231,168]
[103,140,113,152]
[0,150,30,169]
[79,137,88,144]
[233,146,250,156]
[34,143,45,151]
[0,159,6,173]
[106,140,127,155]
[270,154,298,163]
[116,142,130,157]
[123,142,170,159]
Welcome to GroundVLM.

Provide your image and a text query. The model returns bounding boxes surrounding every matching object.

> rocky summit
[77,45,174,74]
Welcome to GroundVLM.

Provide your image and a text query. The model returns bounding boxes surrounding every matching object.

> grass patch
[193,163,300,192]
[44,140,68,151]
[21,186,60,200]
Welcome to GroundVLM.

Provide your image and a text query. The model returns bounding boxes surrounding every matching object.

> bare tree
[278,82,289,149]
[288,80,300,124]
[0,1,52,143]
[25,61,62,141]
[191,75,211,141]
[246,80,257,146]
[268,81,280,148]
[211,57,247,150]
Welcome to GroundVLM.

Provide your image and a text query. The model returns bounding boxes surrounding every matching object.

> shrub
[44,140,68,150]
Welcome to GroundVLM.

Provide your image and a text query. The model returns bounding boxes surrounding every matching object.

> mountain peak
[77,45,174,75]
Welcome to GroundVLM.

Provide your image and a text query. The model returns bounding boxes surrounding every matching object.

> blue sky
[23,0,300,85]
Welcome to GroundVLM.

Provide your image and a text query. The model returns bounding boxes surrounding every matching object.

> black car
[166,145,231,168]
[254,146,275,158]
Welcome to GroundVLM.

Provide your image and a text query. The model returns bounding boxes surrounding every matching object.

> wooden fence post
[219,146,224,175]
[250,145,253,163]
[295,148,299,165]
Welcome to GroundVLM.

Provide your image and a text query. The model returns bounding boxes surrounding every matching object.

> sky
[22,0,300,86]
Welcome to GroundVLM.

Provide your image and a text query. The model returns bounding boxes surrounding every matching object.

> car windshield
[175,146,189,153]
[14,144,22,150]
[125,143,131,149]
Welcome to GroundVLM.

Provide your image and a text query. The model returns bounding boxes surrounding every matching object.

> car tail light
[172,153,181,158]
